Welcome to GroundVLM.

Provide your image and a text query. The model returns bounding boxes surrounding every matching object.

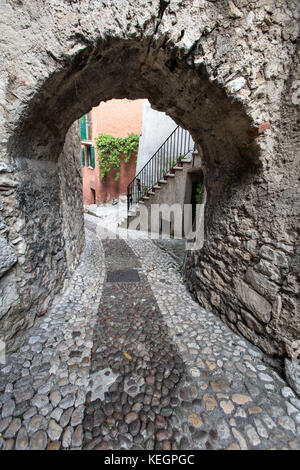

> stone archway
[0,0,299,362]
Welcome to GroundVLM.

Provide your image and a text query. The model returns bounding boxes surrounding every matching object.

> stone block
[259,245,288,268]
[228,1,243,19]
[240,309,264,334]
[0,174,18,188]
[244,268,279,300]
[285,360,300,398]
[255,259,281,282]
[226,308,237,324]
[0,237,17,279]
[236,321,260,346]
[236,280,272,323]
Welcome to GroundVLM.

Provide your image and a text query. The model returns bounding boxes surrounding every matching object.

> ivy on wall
[95,133,139,181]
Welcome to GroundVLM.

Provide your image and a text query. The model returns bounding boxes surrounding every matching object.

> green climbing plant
[95,133,139,181]
[142,185,149,196]
[195,182,203,204]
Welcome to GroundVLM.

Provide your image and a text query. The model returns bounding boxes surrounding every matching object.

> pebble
[232,394,252,405]
[0,416,12,433]
[253,418,268,439]
[15,427,29,450]
[203,394,217,411]
[72,425,83,447]
[48,420,63,441]
[50,391,61,408]
[281,387,295,399]
[220,401,235,415]
[47,441,61,450]
[217,420,231,440]
[71,405,84,427]
[60,408,73,427]
[28,415,48,433]
[4,418,21,438]
[278,416,296,433]
[29,431,47,450]
[245,424,261,446]
[51,407,63,422]
[60,393,75,409]
[125,412,138,424]
[2,400,15,419]
[188,413,203,428]
[32,394,49,409]
[232,428,248,450]
[62,426,73,448]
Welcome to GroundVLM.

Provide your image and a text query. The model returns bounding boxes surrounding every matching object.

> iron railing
[127,125,194,213]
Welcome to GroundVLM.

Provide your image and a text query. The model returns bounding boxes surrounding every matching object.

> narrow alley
[0,210,299,451]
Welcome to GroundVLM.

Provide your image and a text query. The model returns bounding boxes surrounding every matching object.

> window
[80,112,92,141]
[81,145,95,168]
[86,145,92,166]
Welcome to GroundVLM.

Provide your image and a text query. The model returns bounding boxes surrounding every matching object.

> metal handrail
[131,125,180,182]
[127,125,194,213]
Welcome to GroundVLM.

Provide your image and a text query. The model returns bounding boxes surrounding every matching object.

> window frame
[81,144,95,169]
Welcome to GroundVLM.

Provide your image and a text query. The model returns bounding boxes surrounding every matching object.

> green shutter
[80,116,86,140]
[87,112,92,140]
[91,146,95,169]
[81,147,85,166]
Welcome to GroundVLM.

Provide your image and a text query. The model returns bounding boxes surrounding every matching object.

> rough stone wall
[59,123,85,272]
[0,123,84,351]
[186,11,300,358]
[0,0,299,357]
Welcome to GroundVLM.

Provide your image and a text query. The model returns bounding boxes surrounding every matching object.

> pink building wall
[81,99,143,204]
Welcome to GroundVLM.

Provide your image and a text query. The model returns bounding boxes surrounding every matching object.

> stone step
[126,160,191,216]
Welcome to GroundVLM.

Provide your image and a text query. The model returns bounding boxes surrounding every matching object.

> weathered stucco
[0,0,299,362]
[136,99,178,174]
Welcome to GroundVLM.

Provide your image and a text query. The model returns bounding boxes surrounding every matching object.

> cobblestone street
[0,212,299,450]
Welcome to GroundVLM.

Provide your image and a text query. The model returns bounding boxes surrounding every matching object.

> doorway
[91,188,96,205]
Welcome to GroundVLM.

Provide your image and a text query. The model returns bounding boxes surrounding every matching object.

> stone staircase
[120,125,196,232]
[118,152,196,230]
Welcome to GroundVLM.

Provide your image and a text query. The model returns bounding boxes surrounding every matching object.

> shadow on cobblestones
[83,238,189,450]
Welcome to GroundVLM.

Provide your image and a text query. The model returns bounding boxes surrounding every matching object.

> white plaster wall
[136,100,178,175]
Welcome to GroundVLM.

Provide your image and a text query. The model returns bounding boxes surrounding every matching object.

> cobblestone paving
[123,228,300,450]
[0,214,299,450]
[0,229,105,450]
